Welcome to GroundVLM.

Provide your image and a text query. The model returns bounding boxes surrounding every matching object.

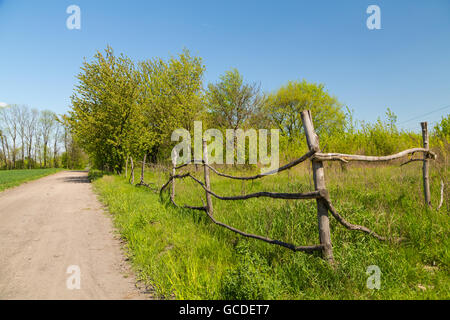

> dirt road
[0,171,149,300]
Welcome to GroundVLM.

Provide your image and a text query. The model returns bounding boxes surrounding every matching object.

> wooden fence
[155,110,437,264]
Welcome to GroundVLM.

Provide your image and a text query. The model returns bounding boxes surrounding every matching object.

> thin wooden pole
[125,156,128,179]
[129,157,134,185]
[301,110,334,264]
[421,122,431,207]
[171,152,177,203]
[202,139,214,216]
[140,153,147,184]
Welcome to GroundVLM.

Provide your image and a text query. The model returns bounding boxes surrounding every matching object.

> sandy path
[0,171,150,300]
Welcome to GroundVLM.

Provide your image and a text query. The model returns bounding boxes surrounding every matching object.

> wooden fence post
[125,156,128,179]
[140,153,147,184]
[301,110,334,264]
[171,152,177,203]
[421,122,431,207]
[130,157,135,184]
[202,139,214,216]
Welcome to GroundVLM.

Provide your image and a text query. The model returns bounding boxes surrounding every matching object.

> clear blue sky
[0,0,449,131]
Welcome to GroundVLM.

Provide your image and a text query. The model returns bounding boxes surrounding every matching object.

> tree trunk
[0,135,6,169]
[21,136,25,169]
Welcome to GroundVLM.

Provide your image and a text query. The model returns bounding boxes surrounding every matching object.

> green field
[93,162,449,299]
[0,168,62,192]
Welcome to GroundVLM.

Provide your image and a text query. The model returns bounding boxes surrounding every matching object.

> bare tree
[17,105,29,168]
[0,129,7,168]
[52,121,61,167]
[1,105,19,168]
[34,129,42,168]
[25,109,39,169]
[39,110,55,168]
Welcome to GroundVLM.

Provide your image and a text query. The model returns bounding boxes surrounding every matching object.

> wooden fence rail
[155,110,437,264]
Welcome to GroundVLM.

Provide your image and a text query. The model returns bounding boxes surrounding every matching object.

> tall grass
[93,162,449,299]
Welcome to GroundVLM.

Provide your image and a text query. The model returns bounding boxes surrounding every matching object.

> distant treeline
[66,46,449,173]
[0,105,87,170]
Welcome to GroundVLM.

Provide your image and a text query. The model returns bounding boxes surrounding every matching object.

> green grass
[93,162,449,299]
[0,168,63,192]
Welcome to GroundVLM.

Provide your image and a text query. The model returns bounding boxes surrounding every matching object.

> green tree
[68,46,141,173]
[139,49,205,161]
[206,68,263,131]
[68,47,205,170]
[264,80,345,139]
[434,114,450,141]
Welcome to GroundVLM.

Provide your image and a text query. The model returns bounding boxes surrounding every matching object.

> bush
[88,169,104,181]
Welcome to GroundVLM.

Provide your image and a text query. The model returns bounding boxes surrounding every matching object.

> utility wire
[398,104,450,125]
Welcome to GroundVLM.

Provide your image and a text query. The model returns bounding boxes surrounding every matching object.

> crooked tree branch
[204,206,324,252]
[160,172,324,252]
[314,148,436,163]
[175,161,200,170]
[170,172,322,201]
[174,149,316,179]
[159,173,190,197]
[135,181,159,193]
[320,190,404,242]
[204,149,316,180]
[400,159,424,167]
[160,173,208,211]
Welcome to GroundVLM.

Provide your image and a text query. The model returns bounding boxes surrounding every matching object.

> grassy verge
[93,163,449,299]
[0,168,63,192]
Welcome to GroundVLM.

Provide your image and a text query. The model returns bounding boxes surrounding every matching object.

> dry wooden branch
[165,173,325,256]
[314,148,436,163]
[174,160,203,170]
[164,193,324,253]
[187,173,322,201]
[320,190,404,242]
[204,149,316,180]
[174,149,316,180]
[400,158,423,167]
[321,193,385,241]
[135,181,159,193]
[161,172,321,201]
[204,207,324,252]
[166,190,207,211]
[159,173,190,197]
[438,180,444,210]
